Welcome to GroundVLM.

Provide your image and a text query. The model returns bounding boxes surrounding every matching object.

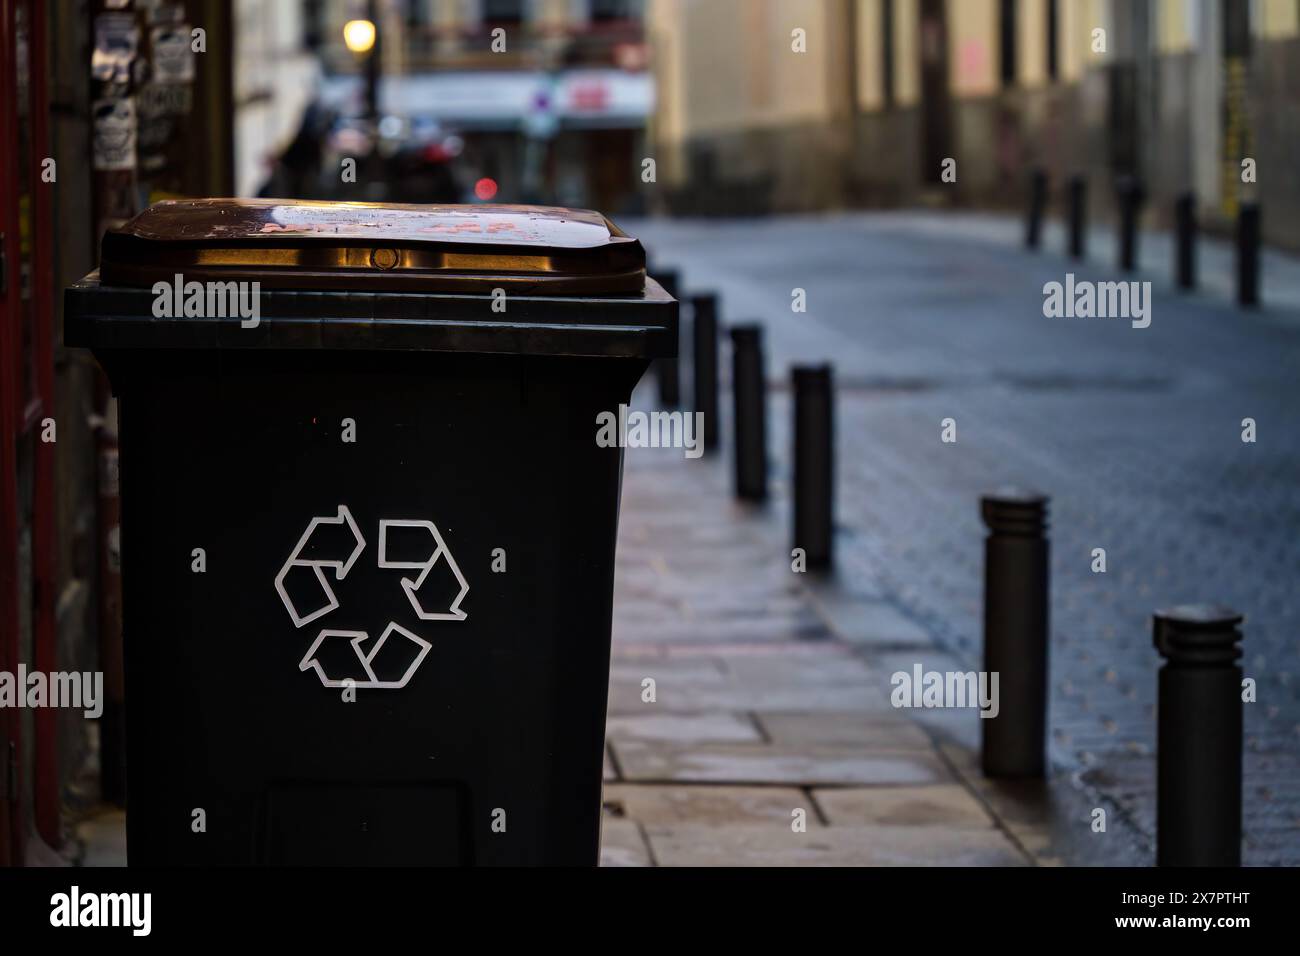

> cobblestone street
[602,212,1300,866]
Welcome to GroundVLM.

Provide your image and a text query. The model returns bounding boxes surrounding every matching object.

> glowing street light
[343,19,376,54]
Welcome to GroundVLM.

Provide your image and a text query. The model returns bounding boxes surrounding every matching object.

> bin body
[66,200,676,865]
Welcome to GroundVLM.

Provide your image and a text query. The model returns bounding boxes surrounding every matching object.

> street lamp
[342,19,376,54]
[344,6,380,123]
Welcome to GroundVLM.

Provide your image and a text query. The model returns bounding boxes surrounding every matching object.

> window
[1222,0,1251,57]
[590,0,642,22]
[302,0,323,50]
[999,0,1017,88]
[483,0,525,25]
[882,0,895,107]
[407,0,432,27]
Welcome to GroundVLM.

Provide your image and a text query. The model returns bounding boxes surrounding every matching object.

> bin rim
[63,272,678,360]
[99,199,648,295]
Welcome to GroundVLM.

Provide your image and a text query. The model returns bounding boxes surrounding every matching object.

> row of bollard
[649,266,830,568]
[651,263,1237,867]
[1022,175,1251,863]
[979,491,1245,866]
[1024,168,1261,307]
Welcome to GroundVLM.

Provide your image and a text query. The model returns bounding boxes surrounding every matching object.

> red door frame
[29,0,60,856]
[0,0,24,867]
[0,0,58,866]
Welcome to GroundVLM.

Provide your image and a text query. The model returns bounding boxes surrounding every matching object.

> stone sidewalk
[622,209,1300,866]
[597,433,1140,867]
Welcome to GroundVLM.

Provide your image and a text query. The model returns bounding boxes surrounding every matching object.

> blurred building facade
[243,0,654,210]
[233,1,323,198]
[650,0,1300,249]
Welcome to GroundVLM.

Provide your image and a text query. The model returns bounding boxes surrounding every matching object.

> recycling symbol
[274,506,469,690]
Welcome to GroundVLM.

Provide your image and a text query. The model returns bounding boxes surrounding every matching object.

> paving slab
[723,650,877,686]
[605,711,762,744]
[938,741,1054,826]
[611,614,831,645]
[812,784,994,827]
[612,739,953,786]
[602,783,807,825]
[598,819,653,867]
[608,657,729,685]
[607,679,891,714]
[804,588,935,648]
[756,711,933,750]
[645,823,1029,867]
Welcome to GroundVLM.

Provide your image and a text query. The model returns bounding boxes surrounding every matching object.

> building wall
[651,0,854,213]
[649,0,1300,249]
[233,0,322,197]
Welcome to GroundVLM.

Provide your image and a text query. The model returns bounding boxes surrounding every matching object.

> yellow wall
[535,0,572,29]
[857,0,885,110]
[894,0,920,105]
[1017,0,1047,87]
[651,0,844,139]
[653,0,1300,146]
[648,0,685,145]
[947,0,996,97]
[1156,0,1193,52]
[1084,0,1109,65]
[1256,0,1300,37]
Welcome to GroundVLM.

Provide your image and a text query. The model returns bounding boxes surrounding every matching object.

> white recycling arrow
[297,623,432,690]
[274,506,366,628]
[378,519,469,621]
[275,508,467,692]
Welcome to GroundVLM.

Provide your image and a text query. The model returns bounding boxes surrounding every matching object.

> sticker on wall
[92,98,138,172]
[151,24,195,84]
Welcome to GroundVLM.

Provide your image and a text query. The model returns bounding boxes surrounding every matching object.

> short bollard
[1153,605,1244,867]
[980,490,1050,779]
[692,293,720,453]
[1025,168,1047,250]
[1175,192,1197,290]
[654,269,681,405]
[1067,175,1087,259]
[1237,203,1260,308]
[730,324,767,502]
[792,365,833,571]
[1117,176,1145,272]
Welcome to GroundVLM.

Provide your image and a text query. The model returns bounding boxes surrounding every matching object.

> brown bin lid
[99,198,647,295]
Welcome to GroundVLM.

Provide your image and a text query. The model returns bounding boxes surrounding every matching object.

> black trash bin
[65,199,677,866]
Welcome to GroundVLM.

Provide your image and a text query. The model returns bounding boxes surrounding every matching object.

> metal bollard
[1153,605,1244,867]
[691,293,720,453]
[1237,203,1260,308]
[1175,192,1197,290]
[653,269,681,406]
[1117,176,1144,272]
[792,365,833,571]
[1067,175,1087,260]
[1025,168,1048,250]
[730,324,767,501]
[980,490,1050,779]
